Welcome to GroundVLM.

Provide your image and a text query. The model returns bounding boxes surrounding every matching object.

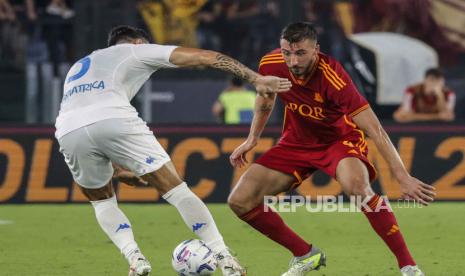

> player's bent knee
[227,193,253,216]
[343,177,373,197]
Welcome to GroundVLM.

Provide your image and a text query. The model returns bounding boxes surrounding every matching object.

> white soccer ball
[172,239,217,275]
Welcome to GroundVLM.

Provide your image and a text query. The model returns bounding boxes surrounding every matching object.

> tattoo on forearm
[212,53,257,83]
[258,103,273,113]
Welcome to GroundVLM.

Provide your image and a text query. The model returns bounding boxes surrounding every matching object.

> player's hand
[398,175,436,206]
[253,75,292,96]
[113,167,148,187]
[230,139,257,168]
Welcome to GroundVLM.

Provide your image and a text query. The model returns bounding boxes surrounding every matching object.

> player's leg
[58,125,150,276]
[228,164,311,256]
[138,162,245,275]
[94,118,244,275]
[336,157,419,272]
[80,183,151,276]
[141,162,229,252]
[229,163,326,275]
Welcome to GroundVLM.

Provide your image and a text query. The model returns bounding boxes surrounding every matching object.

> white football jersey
[55,43,178,139]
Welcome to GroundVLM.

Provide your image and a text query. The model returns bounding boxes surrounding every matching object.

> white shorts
[57,117,170,189]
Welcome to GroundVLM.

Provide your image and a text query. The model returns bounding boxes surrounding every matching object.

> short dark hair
[281,22,318,43]
[107,25,150,47]
[424,67,444,79]
[230,76,244,87]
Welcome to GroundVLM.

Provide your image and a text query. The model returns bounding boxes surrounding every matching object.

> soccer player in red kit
[227,22,436,276]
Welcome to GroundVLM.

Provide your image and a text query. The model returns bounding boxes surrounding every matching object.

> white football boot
[401,265,425,276]
[281,246,326,276]
[128,251,151,276]
[214,248,246,276]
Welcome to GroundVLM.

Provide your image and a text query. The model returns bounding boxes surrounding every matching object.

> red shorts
[255,134,377,189]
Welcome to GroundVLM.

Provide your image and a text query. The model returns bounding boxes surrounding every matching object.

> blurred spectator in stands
[35,0,74,73]
[0,0,15,21]
[196,0,222,51]
[300,0,376,104]
[352,0,464,64]
[393,68,456,122]
[0,0,29,70]
[216,0,257,60]
[212,76,256,124]
[244,0,280,66]
[217,0,280,67]
[0,0,74,69]
[301,0,346,61]
[138,0,207,48]
[1,0,17,65]
[45,0,74,19]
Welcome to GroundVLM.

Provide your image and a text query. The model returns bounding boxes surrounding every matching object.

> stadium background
[1,1,465,275]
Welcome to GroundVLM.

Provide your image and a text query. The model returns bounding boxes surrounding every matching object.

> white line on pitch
[0,219,14,225]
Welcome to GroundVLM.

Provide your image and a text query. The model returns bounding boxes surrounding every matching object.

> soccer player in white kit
[55,25,292,276]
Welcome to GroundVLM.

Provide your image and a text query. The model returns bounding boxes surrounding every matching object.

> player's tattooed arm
[170,47,257,80]
[210,53,258,84]
[169,47,292,94]
[258,99,274,114]
[210,53,292,94]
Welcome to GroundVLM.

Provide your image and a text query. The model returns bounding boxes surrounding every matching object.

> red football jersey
[259,49,369,148]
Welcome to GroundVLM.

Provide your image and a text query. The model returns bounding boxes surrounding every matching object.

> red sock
[363,195,416,268]
[239,204,311,256]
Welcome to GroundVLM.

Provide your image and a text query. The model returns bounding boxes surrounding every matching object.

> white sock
[163,182,227,253]
[91,196,140,262]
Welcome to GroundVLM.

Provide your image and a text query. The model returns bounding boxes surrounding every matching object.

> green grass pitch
[0,203,464,275]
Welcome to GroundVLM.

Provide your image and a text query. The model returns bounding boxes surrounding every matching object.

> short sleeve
[131,44,179,68]
[258,50,285,78]
[325,61,369,117]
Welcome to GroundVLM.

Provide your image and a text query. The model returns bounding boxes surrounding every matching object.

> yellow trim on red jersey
[344,114,366,149]
[260,57,284,63]
[343,111,377,182]
[343,114,357,128]
[261,54,283,60]
[259,60,285,67]
[349,104,370,117]
[289,170,303,190]
[293,171,303,184]
[259,53,284,67]
[260,54,283,62]
[318,66,343,90]
[262,53,282,58]
[320,59,347,86]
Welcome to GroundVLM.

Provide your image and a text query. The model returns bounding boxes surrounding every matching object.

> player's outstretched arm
[352,107,436,205]
[169,47,292,95]
[230,93,276,168]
